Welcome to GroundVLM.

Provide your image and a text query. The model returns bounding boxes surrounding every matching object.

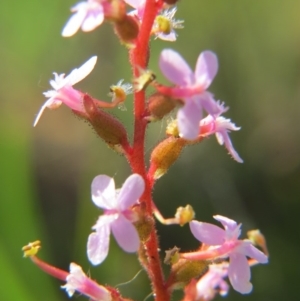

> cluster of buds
[27,1,269,301]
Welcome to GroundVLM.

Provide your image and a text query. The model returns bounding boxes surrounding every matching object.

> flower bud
[114,15,139,43]
[150,136,187,179]
[103,0,126,22]
[83,94,129,148]
[146,92,177,121]
[172,259,208,288]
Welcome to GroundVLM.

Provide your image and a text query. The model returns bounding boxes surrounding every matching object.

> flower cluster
[28,1,268,301]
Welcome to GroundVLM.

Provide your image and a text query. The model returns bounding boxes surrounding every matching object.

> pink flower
[62,263,112,301]
[199,114,243,163]
[159,49,221,140]
[190,215,268,294]
[33,56,97,126]
[62,0,105,37]
[87,174,144,265]
[153,7,184,42]
[196,263,229,301]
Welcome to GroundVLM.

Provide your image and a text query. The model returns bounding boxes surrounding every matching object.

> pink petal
[91,175,117,209]
[200,92,225,117]
[62,2,88,37]
[213,215,238,232]
[87,224,110,265]
[242,242,268,264]
[33,97,57,127]
[159,49,194,86]
[123,0,143,9]
[117,174,145,211]
[157,31,177,42]
[177,97,202,140]
[81,8,104,32]
[67,56,97,86]
[194,51,218,89]
[228,253,252,294]
[111,214,140,252]
[216,130,243,163]
[190,220,226,245]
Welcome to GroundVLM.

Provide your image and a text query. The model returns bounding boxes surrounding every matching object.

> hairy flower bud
[114,15,139,43]
[146,92,178,121]
[83,94,129,149]
[149,136,187,179]
[171,257,208,290]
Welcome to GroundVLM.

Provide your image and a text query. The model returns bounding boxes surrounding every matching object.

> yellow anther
[155,16,172,34]
[134,67,156,92]
[175,205,195,226]
[109,85,127,103]
[22,240,41,257]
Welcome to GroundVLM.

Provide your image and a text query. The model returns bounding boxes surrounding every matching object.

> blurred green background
[1,0,299,300]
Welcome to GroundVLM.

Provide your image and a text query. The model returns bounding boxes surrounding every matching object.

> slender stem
[128,1,169,301]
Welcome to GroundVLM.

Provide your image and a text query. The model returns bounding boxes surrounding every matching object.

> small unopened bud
[114,15,139,43]
[146,92,177,121]
[150,136,186,179]
[171,258,208,290]
[83,94,129,148]
[175,205,195,226]
[103,0,126,22]
[134,215,154,243]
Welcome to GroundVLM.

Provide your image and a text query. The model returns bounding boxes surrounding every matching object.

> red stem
[127,1,169,301]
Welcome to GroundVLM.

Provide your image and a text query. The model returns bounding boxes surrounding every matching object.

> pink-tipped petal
[67,56,97,86]
[228,253,252,294]
[62,3,88,37]
[87,225,110,265]
[195,51,218,89]
[190,220,226,245]
[111,214,140,252]
[177,98,202,140]
[117,174,145,211]
[242,243,268,264]
[159,49,194,86]
[91,175,116,209]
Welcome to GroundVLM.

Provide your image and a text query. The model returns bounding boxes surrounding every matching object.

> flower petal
[66,56,97,86]
[111,214,140,252]
[194,51,218,89]
[213,215,238,232]
[87,222,111,265]
[242,242,268,264]
[33,97,57,127]
[62,2,88,37]
[117,174,145,211]
[81,7,104,32]
[177,97,202,140]
[91,175,116,209]
[190,220,226,245]
[228,253,252,294]
[159,49,194,86]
